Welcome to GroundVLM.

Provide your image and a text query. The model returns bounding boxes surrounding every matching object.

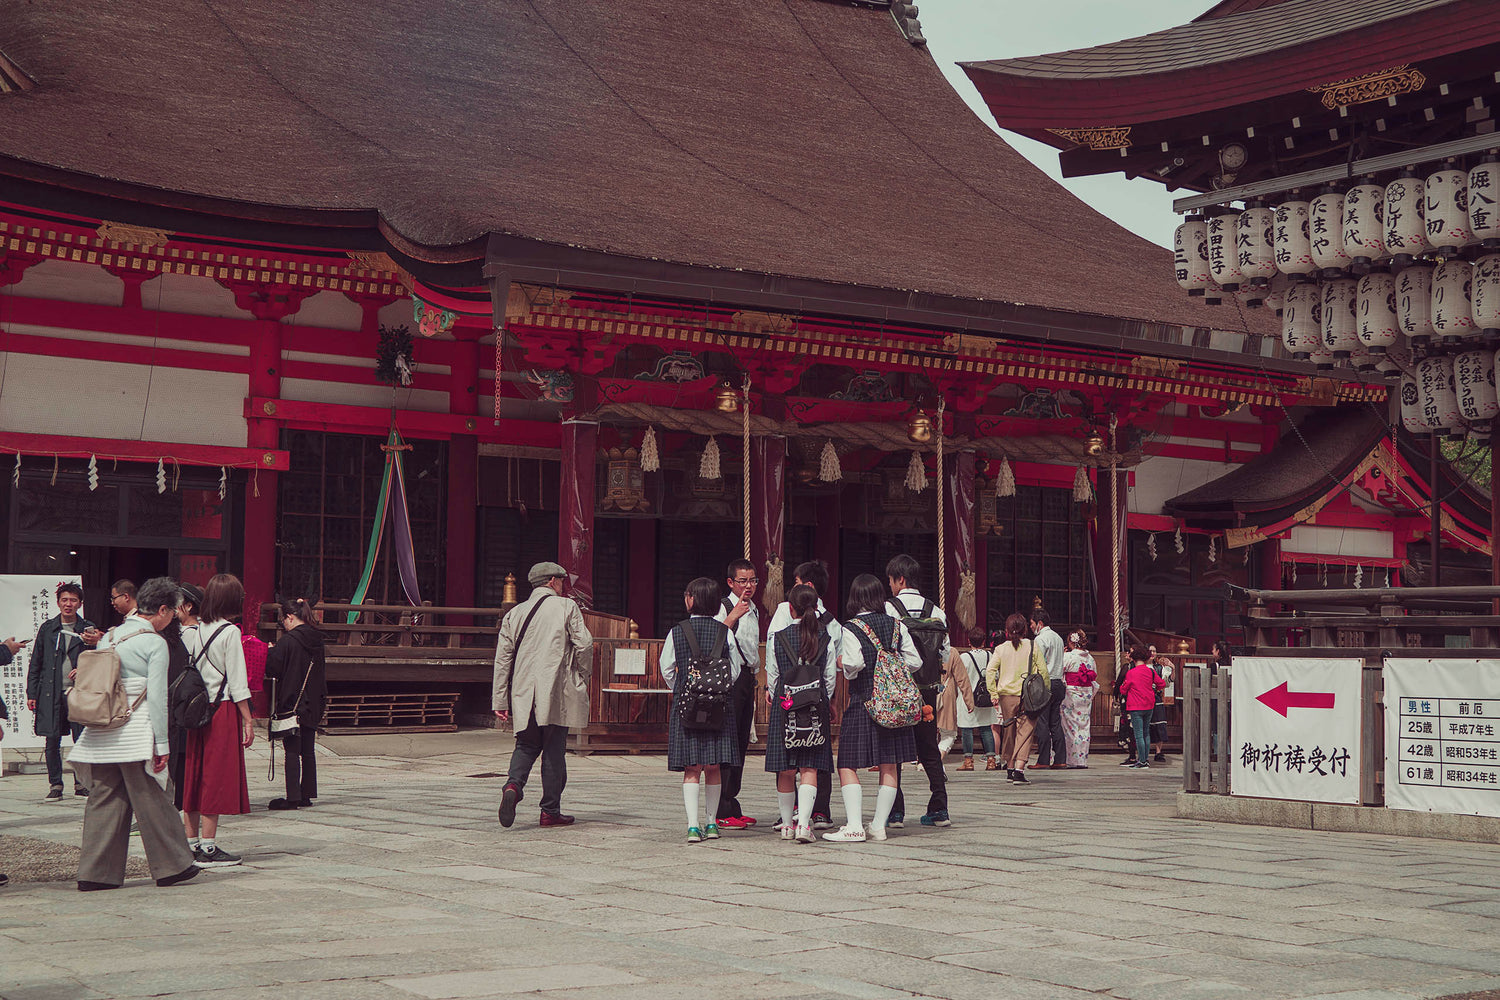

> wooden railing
[257,601,635,650]
[1234,584,1500,654]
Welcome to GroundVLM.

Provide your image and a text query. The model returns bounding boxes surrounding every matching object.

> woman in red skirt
[180,573,253,867]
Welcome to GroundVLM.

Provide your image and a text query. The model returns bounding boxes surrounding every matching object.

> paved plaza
[4,732,1500,1000]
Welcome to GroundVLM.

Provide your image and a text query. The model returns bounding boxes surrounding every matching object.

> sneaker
[74,786,89,797]
[780,824,796,841]
[920,810,952,827]
[811,813,833,831]
[739,816,758,827]
[195,845,241,868]
[1154,753,1167,763]
[821,825,866,843]
[1130,762,1150,769]
[44,786,63,802]
[1118,758,1137,766]
[538,811,575,827]
[717,816,747,830]
[887,814,904,829]
[771,820,785,831]
[1011,771,1031,784]
[794,824,814,844]
[985,756,1000,771]
[497,783,522,828]
[866,825,888,842]
[958,756,974,771]
[686,826,703,843]
[704,823,720,840]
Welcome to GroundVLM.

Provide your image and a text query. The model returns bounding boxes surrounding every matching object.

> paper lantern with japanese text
[1425,168,1473,254]
[1321,279,1359,360]
[1174,219,1210,295]
[1237,206,1276,286]
[1264,271,1291,316]
[1455,350,1499,422]
[1310,191,1352,274]
[1357,271,1399,355]
[1384,174,1429,260]
[1281,282,1321,360]
[1397,266,1436,346]
[1341,182,1385,266]
[1470,159,1500,248]
[1471,254,1500,340]
[1273,200,1316,277]
[1416,355,1464,434]
[1377,336,1411,377]
[1399,376,1427,434]
[1206,213,1242,291]
[1431,259,1476,344]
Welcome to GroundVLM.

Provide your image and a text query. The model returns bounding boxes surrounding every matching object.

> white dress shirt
[765,599,844,689]
[842,613,923,679]
[713,593,761,676]
[766,621,839,699]
[885,588,951,663]
[659,615,742,688]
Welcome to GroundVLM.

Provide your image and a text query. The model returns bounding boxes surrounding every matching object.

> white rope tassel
[817,440,841,482]
[1174,524,1185,555]
[1147,532,1158,561]
[87,455,99,492]
[641,425,660,473]
[1354,564,1363,589]
[700,436,721,480]
[156,457,167,494]
[762,556,785,616]
[219,466,228,501]
[995,457,1015,497]
[11,452,19,488]
[1072,464,1091,503]
[904,450,928,492]
[1208,535,1217,563]
[956,569,977,631]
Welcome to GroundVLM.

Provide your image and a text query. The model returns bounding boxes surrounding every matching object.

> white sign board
[1385,658,1500,818]
[1230,657,1363,804]
[613,648,647,676]
[0,575,85,751]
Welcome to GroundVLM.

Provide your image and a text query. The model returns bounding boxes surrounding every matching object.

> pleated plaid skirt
[835,668,917,770]
[667,676,742,772]
[763,682,834,773]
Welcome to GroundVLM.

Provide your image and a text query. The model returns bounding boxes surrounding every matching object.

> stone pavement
[4,732,1500,1000]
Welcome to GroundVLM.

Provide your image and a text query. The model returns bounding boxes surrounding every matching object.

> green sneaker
[686,826,703,843]
[704,823,720,840]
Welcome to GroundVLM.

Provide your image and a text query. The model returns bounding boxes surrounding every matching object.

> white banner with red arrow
[1230,657,1363,804]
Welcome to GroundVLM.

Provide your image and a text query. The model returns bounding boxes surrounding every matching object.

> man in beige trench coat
[493,562,593,828]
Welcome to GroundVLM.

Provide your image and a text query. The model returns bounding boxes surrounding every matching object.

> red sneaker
[538,810,575,827]
[717,816,748,829]
[739,816,757,827]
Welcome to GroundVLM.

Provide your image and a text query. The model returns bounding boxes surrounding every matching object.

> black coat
[265,624,327,728]
[26,615,94,737]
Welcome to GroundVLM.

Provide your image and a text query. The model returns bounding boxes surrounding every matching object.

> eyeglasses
[733,578,759,585]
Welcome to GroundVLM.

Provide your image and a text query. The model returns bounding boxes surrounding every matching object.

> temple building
[0,1,1400,737]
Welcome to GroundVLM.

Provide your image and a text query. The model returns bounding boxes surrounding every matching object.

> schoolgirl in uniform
[764,584,839,843]
[824,574,922,843]
[660,577,743,843]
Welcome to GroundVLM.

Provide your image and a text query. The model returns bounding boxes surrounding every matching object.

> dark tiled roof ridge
[962,0,1460,80]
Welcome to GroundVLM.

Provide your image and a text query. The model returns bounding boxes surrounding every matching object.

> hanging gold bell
[1084,429,1105,456]
[713,380,740,413]
[906,409,934,443]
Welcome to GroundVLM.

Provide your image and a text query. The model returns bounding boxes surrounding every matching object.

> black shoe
[1118,758,1137,766]
[268,797,300,810]
[44,786,63,802]
[296,798,314,808]
[0,873,8,887]
[74,786,89,797]
[1154,753,1167,762]
[77,880,118,892]
[156,865,201,888]
[498,784,522,828]
[195,845,241,868]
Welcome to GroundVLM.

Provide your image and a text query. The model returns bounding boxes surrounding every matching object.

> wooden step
[321,691,460,732]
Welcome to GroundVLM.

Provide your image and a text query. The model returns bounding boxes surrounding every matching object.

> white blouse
[181,621,251,704]
[766,623,838,698]
[765,599,845,689]
[659,616,743,688]
[842,614,923,679]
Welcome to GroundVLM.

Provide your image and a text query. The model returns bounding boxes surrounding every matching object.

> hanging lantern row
[1398,348,1500,443]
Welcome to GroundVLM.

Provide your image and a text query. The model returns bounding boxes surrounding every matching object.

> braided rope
[936,397,947,610]
[1110,416,1123,676]
[742,374,751,561]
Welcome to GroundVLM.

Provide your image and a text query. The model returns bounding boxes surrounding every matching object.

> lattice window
[987,485,1092,629]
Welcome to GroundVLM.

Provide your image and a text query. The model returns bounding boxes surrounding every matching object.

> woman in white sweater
[179,574,254,868]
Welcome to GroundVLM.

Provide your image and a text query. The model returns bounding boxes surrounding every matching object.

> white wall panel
[1129,455,1236,516]
[11,258,123,306]
[1286,525,1394,559]
[281,377,448,412]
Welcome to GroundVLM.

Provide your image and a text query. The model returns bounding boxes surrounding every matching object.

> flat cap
[527,561,567,586]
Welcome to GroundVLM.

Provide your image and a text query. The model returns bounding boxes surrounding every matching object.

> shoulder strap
[817,610,833,627]
[192,623,235,702]
[721,597,735,615]
[512,593,551,658]
[850,616,887,654]
[709,621,729,661]
[920,599,933,618]
[680,619,703,660]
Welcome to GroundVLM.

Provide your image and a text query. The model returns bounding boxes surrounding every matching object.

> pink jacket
[1119,662,1166,711]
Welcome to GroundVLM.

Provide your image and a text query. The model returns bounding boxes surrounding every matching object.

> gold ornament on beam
[1084,429,1105,457]
[714,380,740,413]
[602,447,650,512]
[906,409,934,444]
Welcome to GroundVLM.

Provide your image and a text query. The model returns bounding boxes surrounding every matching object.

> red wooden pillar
[242,323,282,625]
[446,333,481,613]
[942,451,976,645]
[628,518,657,636]
[559,418,598,610]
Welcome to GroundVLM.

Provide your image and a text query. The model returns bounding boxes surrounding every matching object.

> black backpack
[966,649,994,708]
[895,598,947,687]
[775,628,829,748]
[168,623,233,731]
[678,623,734,731]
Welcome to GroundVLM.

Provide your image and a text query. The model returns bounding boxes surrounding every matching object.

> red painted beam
[247,396,562,447]
[0,432,287,470]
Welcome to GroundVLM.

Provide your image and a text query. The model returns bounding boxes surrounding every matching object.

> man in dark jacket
[26,582,94,800]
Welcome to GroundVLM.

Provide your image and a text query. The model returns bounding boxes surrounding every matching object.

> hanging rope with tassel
[763,554,785,616]
[817,440,840,482]
[995,456,1015,497]
[641,425,660,472]
[700,436,721,480]
[742,374,751,561]
[936,397,947,612]
[1110,415,1123,684]
[904,450,928,492]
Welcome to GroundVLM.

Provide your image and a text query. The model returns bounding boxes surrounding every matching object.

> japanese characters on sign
[1230,657,1363,804]
[1386,660,1500,817]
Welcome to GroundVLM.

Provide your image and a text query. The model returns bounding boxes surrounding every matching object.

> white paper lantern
[1310,191,1351,274]
[1357,271,1398,356]
[1455,349,1499,422]
[1281,282,1321,360]
[1237,206,1276,286]
[1264,271,1292,316]
[1471,253,1500,339]
[1426,168,1473,254]
[1206,213,1242,290]
[1431,259,1476,344]
[1469,159,1500,247]
[1273,200,1315,277]
[1399,376,1427,433]
[1397,266,1436,346]
[1416,355,1464,434]
[1321,279,1359,360]
[1384,173,1428,259]
[1174,219,1210,295]
[1341,183,1385,266]
[1377,336,1411,377]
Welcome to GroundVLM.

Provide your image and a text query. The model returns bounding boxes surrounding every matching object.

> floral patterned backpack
[850,617,922,729]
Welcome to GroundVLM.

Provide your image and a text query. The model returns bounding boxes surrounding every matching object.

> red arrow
[1256,681,1336,717]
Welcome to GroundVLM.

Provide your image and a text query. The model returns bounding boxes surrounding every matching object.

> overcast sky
[922,1,1211,249]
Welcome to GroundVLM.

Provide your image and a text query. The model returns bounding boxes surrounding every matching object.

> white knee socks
[704,782,722,825]
[796,783,816,828]
[840,783,863,829]
[778,790,796,827]
[683,781,700,828]
[872,785,898,831]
